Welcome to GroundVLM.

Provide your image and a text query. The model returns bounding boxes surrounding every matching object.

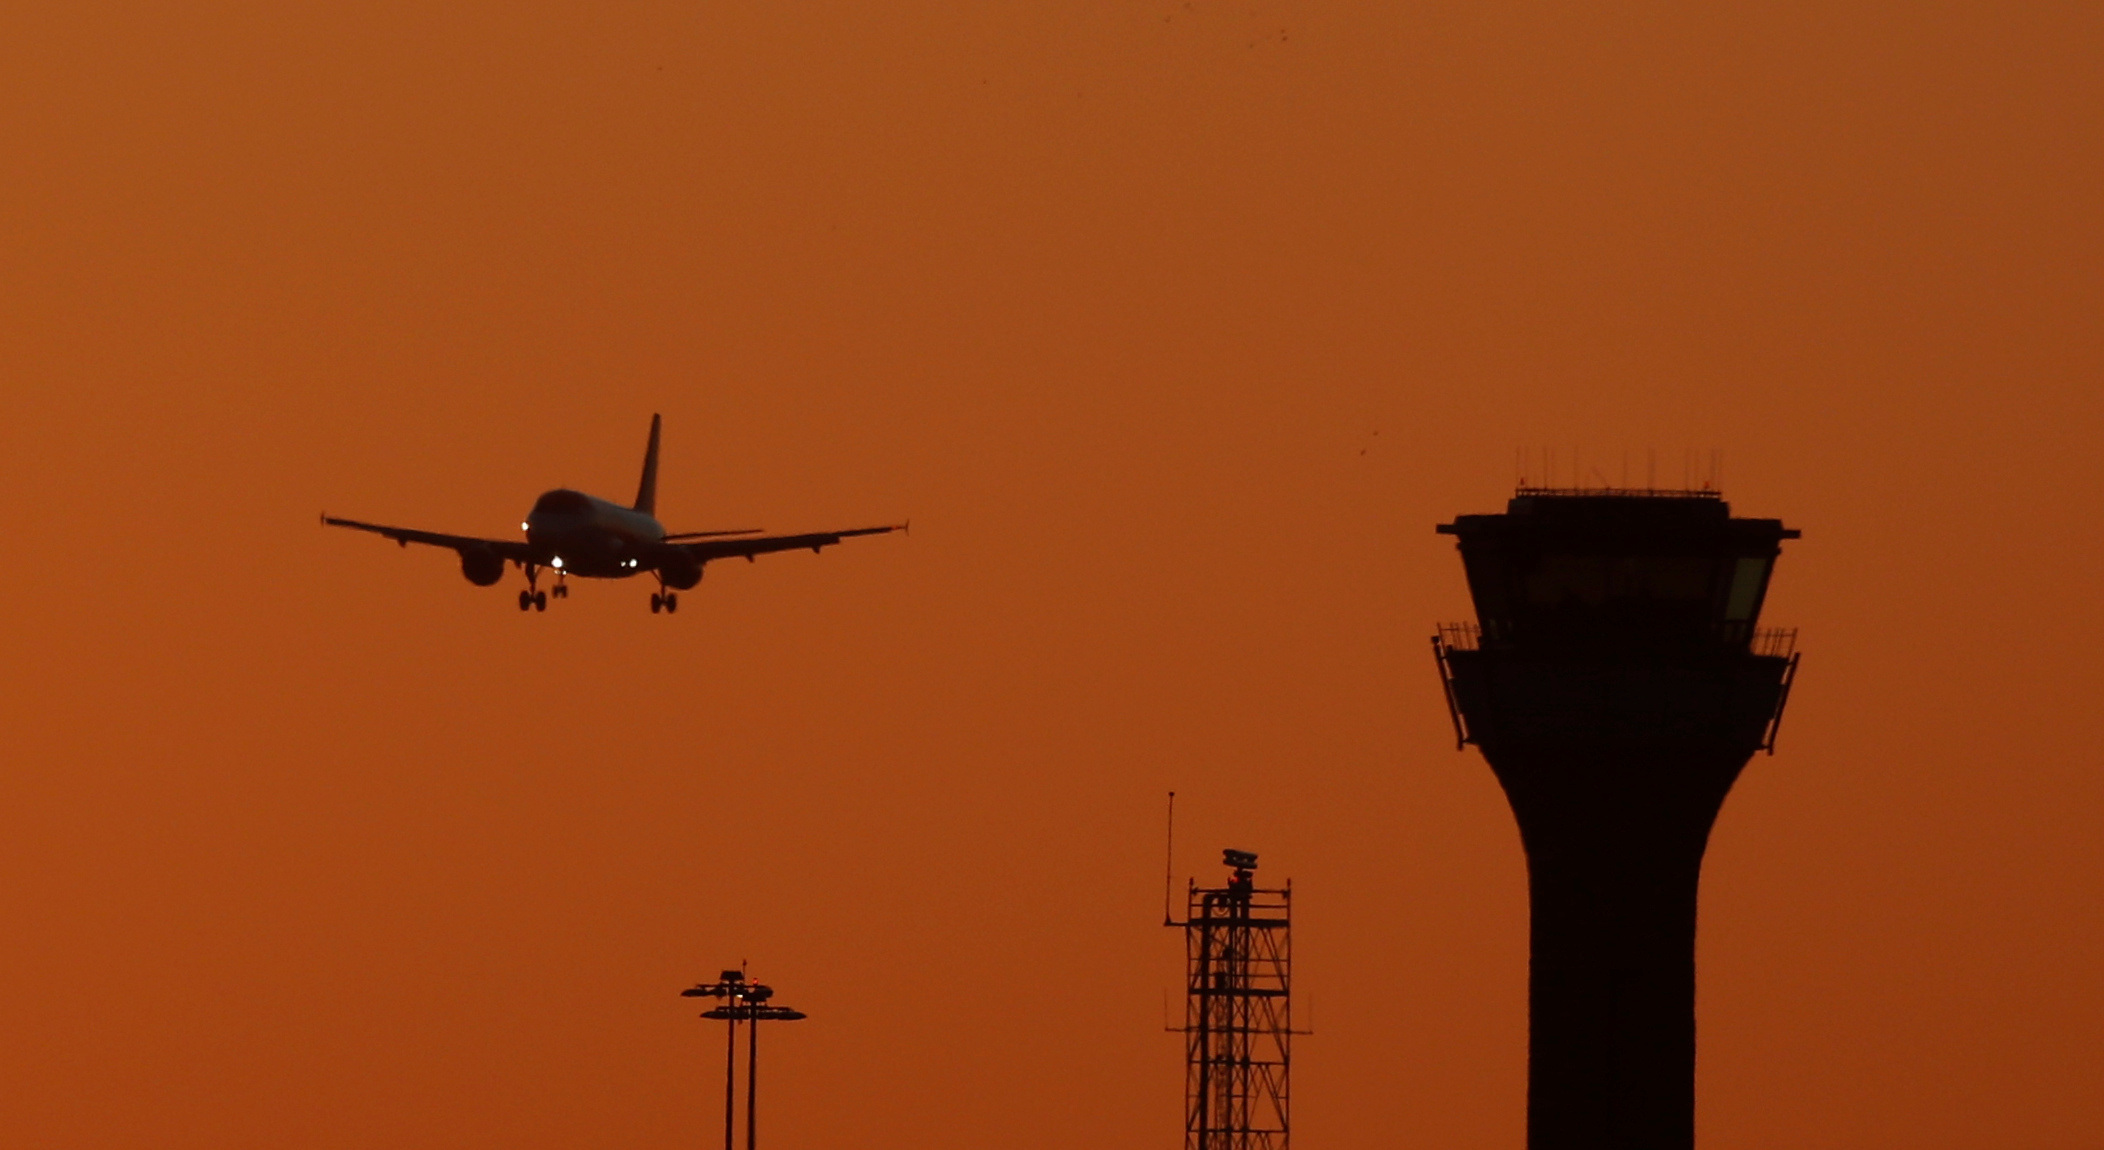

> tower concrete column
[1433,490,1800,1150]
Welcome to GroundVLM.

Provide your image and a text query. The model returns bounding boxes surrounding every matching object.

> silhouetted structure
[681,970,807,1150]
[1170,849,1293,1150]
[1431,487,1799,1149]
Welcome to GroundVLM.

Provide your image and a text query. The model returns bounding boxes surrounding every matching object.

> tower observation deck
[1431,488,1800,1150]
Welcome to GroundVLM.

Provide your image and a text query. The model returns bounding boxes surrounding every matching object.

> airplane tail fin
[634,414,662,515]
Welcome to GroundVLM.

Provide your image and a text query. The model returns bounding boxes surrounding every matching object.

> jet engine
[657,550,703,590]
[459,545,506,587]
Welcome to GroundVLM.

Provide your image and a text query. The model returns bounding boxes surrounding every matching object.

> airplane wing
[675,524,905,563]
[322,515,535,561]
[661,528,766,541]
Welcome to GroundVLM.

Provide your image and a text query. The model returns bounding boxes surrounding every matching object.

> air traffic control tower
[1431,487,1800,1150]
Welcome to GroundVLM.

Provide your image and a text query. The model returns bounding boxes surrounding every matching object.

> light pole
[681,970,747,1150]
[682,971,807,1150]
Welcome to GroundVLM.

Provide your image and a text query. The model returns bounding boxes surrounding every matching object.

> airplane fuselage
[521,488,665,579]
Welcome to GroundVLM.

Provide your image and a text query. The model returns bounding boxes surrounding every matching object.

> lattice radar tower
[1170,849,1294,1150]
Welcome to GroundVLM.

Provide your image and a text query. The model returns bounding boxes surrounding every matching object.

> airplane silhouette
[324,415,903,613]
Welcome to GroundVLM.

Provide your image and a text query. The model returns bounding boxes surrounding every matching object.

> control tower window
[1524,554,1714,608]
[1723,556,1771,621]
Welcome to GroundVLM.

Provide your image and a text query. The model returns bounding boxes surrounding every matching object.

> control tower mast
[1431,486,1800,1150]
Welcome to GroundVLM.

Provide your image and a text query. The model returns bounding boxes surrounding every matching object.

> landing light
[521,522,530,532]
[551,557,563,569]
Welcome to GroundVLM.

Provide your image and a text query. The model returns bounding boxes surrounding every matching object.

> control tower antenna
[1431,485,1801,1149]
[1163,792,1177,927]
[1168,849,1296,1150]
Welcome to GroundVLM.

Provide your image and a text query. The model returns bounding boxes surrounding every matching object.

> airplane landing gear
[650,591,679,614]
[518,563,549,612]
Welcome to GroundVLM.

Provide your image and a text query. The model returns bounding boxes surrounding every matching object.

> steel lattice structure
[1173,850,1292,1150]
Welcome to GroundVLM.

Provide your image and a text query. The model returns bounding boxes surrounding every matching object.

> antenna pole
[1163,792,1177,926]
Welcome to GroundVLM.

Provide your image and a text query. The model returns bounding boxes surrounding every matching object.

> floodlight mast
[682,970,745,1150]
[1432,487,1800,1150]
[682,970,807,1150]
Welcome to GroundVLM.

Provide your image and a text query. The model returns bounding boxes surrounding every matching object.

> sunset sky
[2,2,2099,1147]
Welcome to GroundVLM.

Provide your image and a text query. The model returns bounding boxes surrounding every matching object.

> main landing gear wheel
[650,592,663,613]
[664,592,678,613]
[521,563,545,613]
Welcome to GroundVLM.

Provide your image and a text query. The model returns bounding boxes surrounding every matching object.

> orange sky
[3,2,2100,1147]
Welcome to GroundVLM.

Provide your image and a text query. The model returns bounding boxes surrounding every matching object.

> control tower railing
[1431,624,1800,754]
[1432,621,1796,657]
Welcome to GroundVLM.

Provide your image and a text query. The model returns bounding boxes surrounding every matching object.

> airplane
[323,415,903,614]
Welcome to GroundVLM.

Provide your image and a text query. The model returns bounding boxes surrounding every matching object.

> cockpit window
[532,489,593,515]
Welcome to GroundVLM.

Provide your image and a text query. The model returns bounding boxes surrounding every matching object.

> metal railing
[1751,627,1797,658]
[1437,620,1793,657]
[1434,622,1481,652]
[1512,485,1723,500]
[1431,621,1800,754]
[1430,628,1474,750]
